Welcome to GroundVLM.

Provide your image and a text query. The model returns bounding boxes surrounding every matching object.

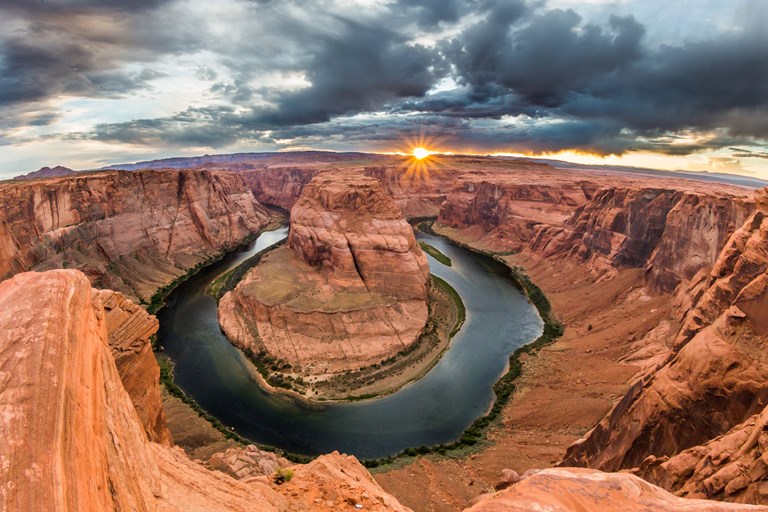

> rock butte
[219,170,431,379]
[1,153,768,510]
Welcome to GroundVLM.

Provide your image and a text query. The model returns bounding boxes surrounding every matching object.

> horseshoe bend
[0,153,767,511]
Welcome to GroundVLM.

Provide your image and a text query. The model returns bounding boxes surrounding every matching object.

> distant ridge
[527,157,768,189]
[13,165,76,181]
[98,150,389,171]
[98,150,768,189]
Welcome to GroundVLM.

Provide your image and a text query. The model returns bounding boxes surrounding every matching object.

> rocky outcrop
[204,445,290,480]
[639,405,768,503]
[562,188,768,478]
[93,289,170,445]
[13,165,76,181]
[220,170,430,380]
[0,169,271,302]
[0,269,412,512]
[466,468,765,511]
[287,171,430,299]
[436,171,596,252]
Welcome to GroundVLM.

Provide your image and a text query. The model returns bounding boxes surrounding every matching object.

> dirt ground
[373,254,676,512]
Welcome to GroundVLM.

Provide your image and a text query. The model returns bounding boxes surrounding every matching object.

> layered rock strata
[561,188,768,499]
[0,269,411,512]
[243,165,465,218]
[220,170,430,379]
[94,289,171,445]
[0,169,271,302]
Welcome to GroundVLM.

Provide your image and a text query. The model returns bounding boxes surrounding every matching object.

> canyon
[1,154,768,511]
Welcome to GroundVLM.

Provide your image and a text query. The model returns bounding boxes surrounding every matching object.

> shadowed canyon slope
[0,169,271,302]
[219,170,431,381]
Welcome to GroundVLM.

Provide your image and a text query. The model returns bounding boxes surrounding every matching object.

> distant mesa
[13,165,76,181]
[218,170,431,394]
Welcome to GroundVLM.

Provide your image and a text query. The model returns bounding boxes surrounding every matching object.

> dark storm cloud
[445,5,646,107]
[0,36,167,105]
[5,0,766,160]
[395,0,477,29]
[431,0,767,149]
[250,17,445,126]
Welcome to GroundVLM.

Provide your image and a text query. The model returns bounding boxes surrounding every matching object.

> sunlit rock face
[0,169,271,302]
[219,170,430,378]
[465,468,763,512]
[93,288,171,446]
[287,170,430,300]
[562,188,768,491]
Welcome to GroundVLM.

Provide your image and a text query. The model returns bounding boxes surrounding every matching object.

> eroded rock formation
[638,405,768,503]
[94,289,171,445]
[220,170,430,380]
[466,468,764,511]
[561,188,768,497]
[0,269,412,512]
[0,169,271,302]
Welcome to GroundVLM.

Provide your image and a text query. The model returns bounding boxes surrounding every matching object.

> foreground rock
[466,468,765,511]
[0,269,411,512]
[0,169,271,302]
[639,405,768,503]
[220,170,430,383]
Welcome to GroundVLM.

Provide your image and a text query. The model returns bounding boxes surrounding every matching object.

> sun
[412,147,431,160]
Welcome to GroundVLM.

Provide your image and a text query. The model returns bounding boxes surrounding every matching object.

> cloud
[1,0,766,166]
[249,16,445,126]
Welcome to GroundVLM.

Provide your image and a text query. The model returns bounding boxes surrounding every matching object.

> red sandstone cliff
[561,188,768,497]
[0,169,271,302]
[94,289,171,445]
[243,165,463,218]
[220,170,430,380]
[3,269,760,511]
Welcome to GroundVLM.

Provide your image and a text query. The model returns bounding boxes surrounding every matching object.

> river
[157,227,543,459]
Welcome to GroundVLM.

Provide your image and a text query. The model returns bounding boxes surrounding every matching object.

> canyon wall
[0,269,412,512]
[562,189,768,486]
[0,169,271,302]
[243,165,464,218]
[94,289,171,445]
[436,172,753,289]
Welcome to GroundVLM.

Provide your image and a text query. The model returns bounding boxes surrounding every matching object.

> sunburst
[394,132,450,184]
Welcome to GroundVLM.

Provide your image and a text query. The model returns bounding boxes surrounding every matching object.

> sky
[1,0,767,179]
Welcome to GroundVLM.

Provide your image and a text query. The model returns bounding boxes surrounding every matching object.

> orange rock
[466,468,764,511]
[220,170,430,379]
[0,269,413,512]
[0,169,271,302]
[93,289,171,445]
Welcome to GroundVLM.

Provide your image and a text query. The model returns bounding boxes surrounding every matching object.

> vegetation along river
[157,227,543,459]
